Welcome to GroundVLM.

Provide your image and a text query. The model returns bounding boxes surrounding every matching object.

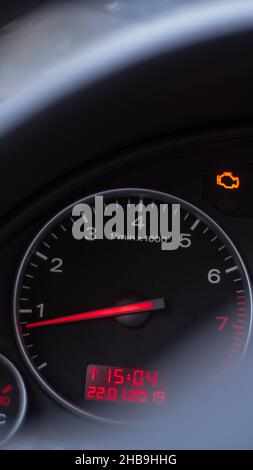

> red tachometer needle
[25,298,165,330]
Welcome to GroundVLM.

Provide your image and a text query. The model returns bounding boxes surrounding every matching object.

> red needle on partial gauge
[25,298,165,330]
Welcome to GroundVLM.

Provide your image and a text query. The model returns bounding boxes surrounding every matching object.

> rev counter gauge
[13,189,252,422]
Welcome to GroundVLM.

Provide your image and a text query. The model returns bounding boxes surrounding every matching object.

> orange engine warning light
[216,171,240,190]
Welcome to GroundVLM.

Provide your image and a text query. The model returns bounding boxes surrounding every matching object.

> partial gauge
[0,355,27,446]
[13,189,252,422]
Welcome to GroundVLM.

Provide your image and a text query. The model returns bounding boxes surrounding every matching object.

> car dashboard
[1,0,253,451]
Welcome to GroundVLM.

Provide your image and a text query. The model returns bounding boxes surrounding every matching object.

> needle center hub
[115,293,150,327]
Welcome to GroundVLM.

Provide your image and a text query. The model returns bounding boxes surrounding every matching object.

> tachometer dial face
[13,189,252,422]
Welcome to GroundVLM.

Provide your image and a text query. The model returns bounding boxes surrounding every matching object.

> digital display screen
[85,364,166,405]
